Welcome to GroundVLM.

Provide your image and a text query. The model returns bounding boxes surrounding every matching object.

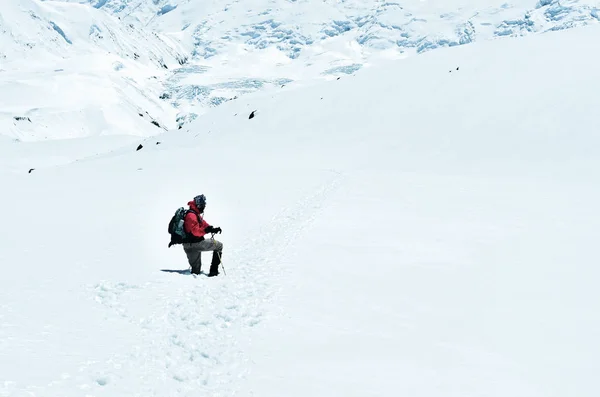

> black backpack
[167,207,190,247]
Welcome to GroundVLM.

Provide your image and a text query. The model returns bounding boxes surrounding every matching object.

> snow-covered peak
[62,0,600,58]
[0,0,189,141]
[1,0,185,70]
[58,0,600,120]
[2,0,599,141]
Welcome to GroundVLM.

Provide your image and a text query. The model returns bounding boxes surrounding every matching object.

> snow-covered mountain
[0,0,188,141]
[1,21,599,397]
[65,0,600,56]
[1,0,186,67]
[3,0,600,141]
[61,0,600,121]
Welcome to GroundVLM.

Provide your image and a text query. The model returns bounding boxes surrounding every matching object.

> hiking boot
[208,251,221,277]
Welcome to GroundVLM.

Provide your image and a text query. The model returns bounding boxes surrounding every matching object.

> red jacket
[184,200,211,239]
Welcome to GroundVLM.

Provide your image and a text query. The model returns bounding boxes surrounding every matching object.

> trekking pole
[211,234,226,276]
[218,251,226,276]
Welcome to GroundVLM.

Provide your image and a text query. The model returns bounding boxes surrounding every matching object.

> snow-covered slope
[0,0,187,141]
[25,0,600,136]
[0,0,185,67]
[1,23,599,396]
[67,0,600,57]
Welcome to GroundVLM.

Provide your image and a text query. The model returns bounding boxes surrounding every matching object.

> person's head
[193,194,206,212]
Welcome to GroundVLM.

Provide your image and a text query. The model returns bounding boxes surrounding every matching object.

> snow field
[1,22,600,397]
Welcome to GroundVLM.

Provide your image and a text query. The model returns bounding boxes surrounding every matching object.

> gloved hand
[205,226,222,234]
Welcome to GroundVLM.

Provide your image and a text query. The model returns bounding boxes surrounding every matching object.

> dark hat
[194,194,206,208]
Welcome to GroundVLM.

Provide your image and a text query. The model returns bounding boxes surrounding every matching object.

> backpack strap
[187,209,203,224]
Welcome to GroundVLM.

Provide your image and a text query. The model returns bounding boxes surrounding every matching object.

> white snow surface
[1,23,600,396]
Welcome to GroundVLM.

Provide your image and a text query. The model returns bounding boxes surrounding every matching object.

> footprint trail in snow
[7,174,342,397]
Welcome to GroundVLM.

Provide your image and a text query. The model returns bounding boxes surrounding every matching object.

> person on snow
[183,194,223,276]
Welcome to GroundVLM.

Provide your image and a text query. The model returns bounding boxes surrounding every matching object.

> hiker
[182,194,223,276]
